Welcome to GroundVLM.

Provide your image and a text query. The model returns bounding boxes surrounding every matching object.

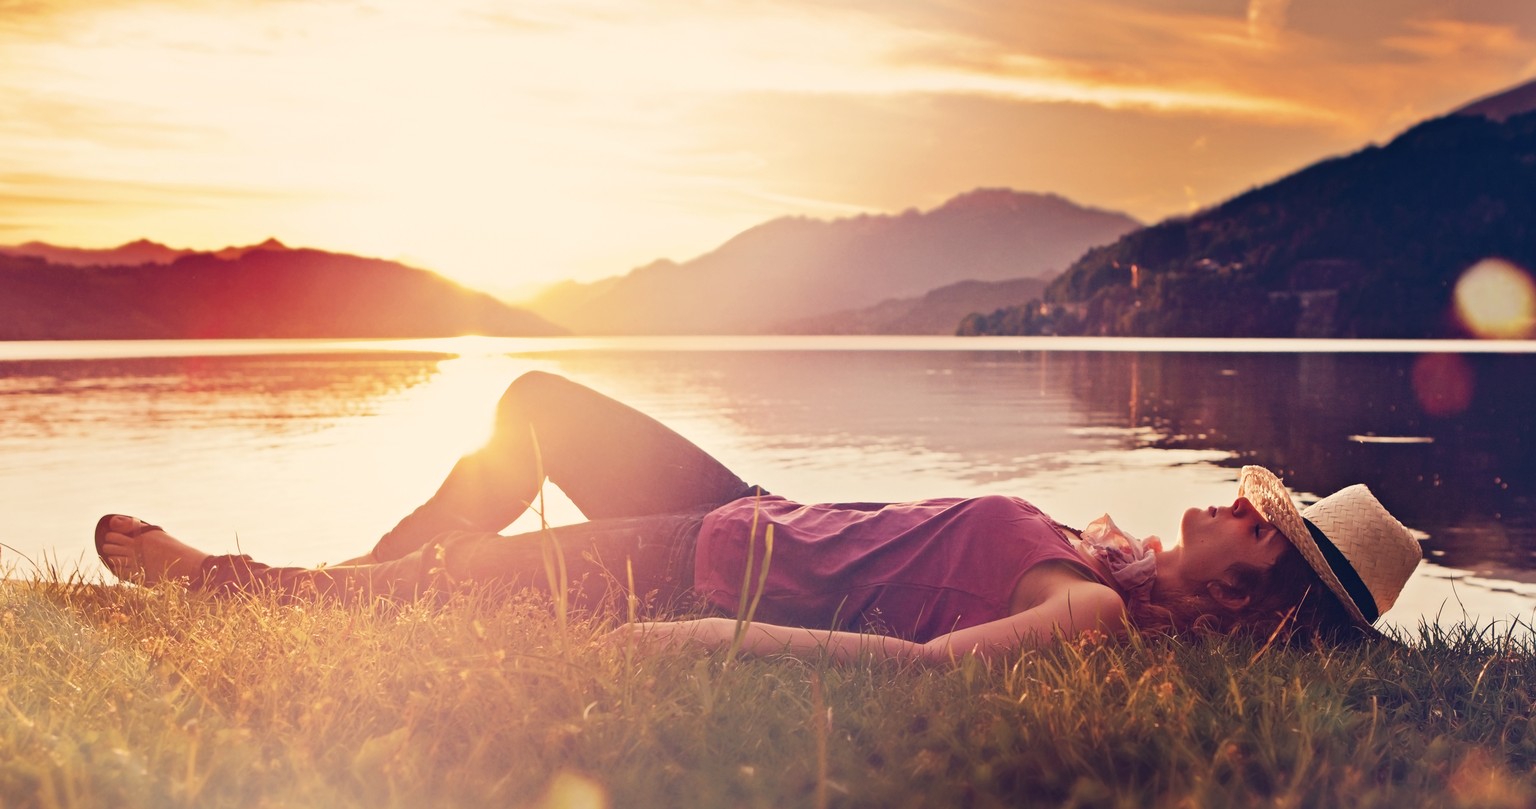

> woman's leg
[200,512,710,615]
[367,371,756,562]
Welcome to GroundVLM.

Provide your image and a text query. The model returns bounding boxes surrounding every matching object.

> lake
[2,335,1533,635]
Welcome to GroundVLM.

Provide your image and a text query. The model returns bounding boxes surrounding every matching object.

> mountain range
[0,238,194,267]
[0,241,563,339]
[775,277,1050,335]
[521,189,1139,334]
[7,78,1533,341]
[960,79,1536,338]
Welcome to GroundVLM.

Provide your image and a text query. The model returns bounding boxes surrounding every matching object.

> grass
[3,576,1536,808]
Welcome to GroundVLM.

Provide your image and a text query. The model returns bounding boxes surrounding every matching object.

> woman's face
[1175,496,1290,586]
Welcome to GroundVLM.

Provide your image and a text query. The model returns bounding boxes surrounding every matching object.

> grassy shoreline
[3,579,1534,808]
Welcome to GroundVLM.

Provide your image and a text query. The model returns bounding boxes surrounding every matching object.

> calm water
[2,336,1533,634]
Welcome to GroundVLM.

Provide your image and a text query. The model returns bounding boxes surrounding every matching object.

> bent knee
[503,370,569,399]
[497,371,574,417]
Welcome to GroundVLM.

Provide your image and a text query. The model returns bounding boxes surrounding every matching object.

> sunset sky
[2,0,1533,298]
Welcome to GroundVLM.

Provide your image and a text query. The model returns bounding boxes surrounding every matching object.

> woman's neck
[1151,543,1187,595]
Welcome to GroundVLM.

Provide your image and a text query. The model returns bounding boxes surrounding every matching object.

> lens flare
[1411,353,1474,417]
[1453,258,1536,339]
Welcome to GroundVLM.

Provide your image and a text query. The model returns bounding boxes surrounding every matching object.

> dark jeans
[200,371,760,612]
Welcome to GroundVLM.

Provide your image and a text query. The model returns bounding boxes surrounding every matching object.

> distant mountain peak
[0,239,565,339]
[0,238,190,267]
[1,236,306,268]
[524,186,1141,335]
[212,238,290,261]
[1453,78,1536,122]
[934,187,1066,214]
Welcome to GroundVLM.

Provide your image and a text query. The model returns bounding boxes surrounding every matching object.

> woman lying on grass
[95,372,1422,661]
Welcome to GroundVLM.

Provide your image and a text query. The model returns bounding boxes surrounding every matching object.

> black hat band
[1303,517,1378,623]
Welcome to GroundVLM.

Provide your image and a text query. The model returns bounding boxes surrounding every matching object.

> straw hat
[1237,465,1422,626]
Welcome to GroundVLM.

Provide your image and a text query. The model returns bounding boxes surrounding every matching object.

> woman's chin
[1176,507,1202,544]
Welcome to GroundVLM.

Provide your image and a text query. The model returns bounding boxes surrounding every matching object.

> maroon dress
[693,494,1106,643]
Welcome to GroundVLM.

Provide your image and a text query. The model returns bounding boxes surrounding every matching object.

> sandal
[94,513,161,582]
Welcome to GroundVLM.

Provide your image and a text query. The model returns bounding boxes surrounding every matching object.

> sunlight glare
[1454,258,1536,339]
[0,0,1343,296]
[392,351,523,458]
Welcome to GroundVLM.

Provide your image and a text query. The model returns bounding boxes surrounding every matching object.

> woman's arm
[925,570,1126,661]
[619,617,925,664]
[617,567,1126,664]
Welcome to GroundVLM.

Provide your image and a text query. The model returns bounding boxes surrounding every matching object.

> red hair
[1132,544,1361,642]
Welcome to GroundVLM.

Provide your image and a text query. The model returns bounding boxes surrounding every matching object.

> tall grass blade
[529,426,569,649]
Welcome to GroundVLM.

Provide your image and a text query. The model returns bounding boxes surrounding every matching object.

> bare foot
[96,515,212,585]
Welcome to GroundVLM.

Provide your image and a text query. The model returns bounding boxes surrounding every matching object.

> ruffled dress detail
[1075,514,1162,614]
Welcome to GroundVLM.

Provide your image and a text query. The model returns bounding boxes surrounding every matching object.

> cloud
[0,89,217,150]
[768,1,1534,133]
[825,2,1340,121]
[0,170,315,252]
[706,2,1338,122]
[2,0,1533,286]
[863,70,1332,120]
[1383,18,1526,60]
[1247,0,1293,41]
[433,0,1339,121]
[0,171,304,209]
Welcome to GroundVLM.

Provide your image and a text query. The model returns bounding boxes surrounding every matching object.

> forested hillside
[960,111,1536,338]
